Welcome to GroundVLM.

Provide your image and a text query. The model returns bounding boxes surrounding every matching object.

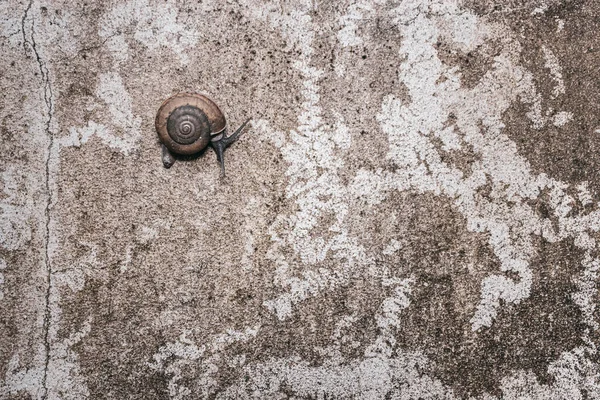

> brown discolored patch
[347,188,586,396]
[435,37,502,90]
[160,274,387,394]
[397,235,586,396]
[464,0,584,17]
[52,134,284,397]
[237,275,384,369]
[431,115,482,177]
[62,269,170,400]
[310,1,406,178]
[471,1,600,194]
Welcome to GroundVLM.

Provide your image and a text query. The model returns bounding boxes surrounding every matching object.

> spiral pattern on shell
[156,93,225,155]
[167,105,210,145]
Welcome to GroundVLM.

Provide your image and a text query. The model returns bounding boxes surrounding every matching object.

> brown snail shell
[155,93,226,155]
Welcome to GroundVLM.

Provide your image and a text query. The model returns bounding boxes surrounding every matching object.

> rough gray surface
[1,0,600,398]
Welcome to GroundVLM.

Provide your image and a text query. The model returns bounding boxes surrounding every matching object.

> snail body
[155,93,250,174]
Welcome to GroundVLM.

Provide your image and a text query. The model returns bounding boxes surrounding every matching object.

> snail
[155,93,251,174]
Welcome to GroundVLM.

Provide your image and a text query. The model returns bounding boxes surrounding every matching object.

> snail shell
[155,93,226,155]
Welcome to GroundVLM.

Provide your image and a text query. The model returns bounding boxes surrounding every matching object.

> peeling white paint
[573,253,600,330]
[362,1,544,331]
[0,317,93,400]
[218,352,454,399]
[0,167,34,251]
[382,239,403,255]
[337,1,381,48]
[99,0,199,65]
[119,245,133,273]
[543,46,566,98]
[553,111,573,127]
[0,16,21,48]
[148,331,206,400]
[45,319,93,400]
[499,347,600,399]
[245,0,372,321]
[577,183,594,207]
[345,0,600,336]
[0,354,45,399]
[67,72,141,155]
[377,277,412,330]
[218,270,600,399]
[218,276,454,399]
[531,3,549,15]
[149,326,260,399]
[556,17,565,33]
[38,241,110,398]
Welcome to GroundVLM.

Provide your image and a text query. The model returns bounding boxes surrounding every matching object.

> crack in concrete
[22,0,55,397]
[20,0,32,55]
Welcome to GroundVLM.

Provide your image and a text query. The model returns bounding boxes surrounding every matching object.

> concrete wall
[1,0,600,398]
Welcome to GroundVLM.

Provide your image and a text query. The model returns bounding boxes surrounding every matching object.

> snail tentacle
[222,118,252,146]
[211,118,252,176]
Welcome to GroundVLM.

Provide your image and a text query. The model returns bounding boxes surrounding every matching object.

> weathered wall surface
[1,0,600,398]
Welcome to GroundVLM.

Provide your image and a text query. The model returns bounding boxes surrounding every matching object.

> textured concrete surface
[1,0,600,398]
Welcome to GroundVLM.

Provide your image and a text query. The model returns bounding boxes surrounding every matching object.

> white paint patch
[577,183,594,207]
[0,354,45,399]
[375,2,542,330]
[99,0,199,65]
[219,277,453,398]
[67,72,141,155]
[119,246,133,273]
[0,16,22,48]
[39,243,109,398]
[148,331,206,400]
[45,318,93,399]
[526,96,547,129]
[437,8,486,52]
[149,326,260,399]
[348,0,600,332]
[556,17,565,33]
[542,46,566,98]
[377,277,412,331]
[500,347,600,399]
[218,270,599,399]
[382,239,403,255]
[542,46,565,98]
[337,1,375,48]
[531,3,549,15]
[573,253,600,330]
[3,3,82,53]
[367,277,414,358]
[218,352,454,399]
[553,111,573,127]
[0,4,64,397]
[139,225,159,244]
[0,167,35,251]
[244,0,372,321]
